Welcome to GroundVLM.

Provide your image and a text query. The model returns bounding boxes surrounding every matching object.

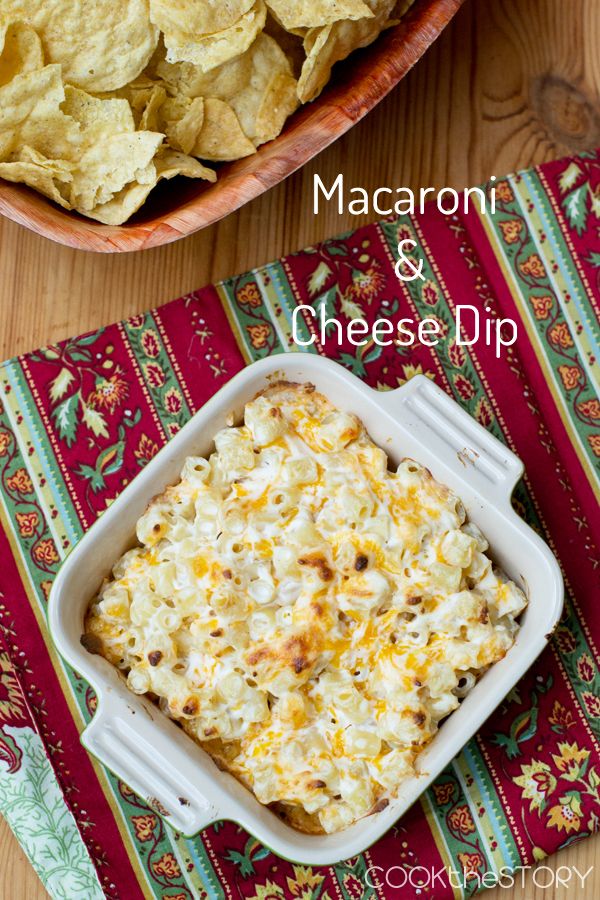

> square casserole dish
[49,354,563,865]
[0,0,466,253]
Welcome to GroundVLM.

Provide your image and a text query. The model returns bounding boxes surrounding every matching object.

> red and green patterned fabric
[0,150,598,900]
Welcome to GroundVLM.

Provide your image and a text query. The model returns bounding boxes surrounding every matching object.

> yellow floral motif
[557,364,582,391]
[495,180,514,203]
[15,512,39,538]
[520,253,546,279]
[0,652,27,724]
[6,468,33,494]
[548,699,576,732]
[152,851,180,879]
[33,538,59,567]
[578,398,600,420]
[421,279,439,306]
[398,363,435,385]
[547,794,582,834]
[448,804,476,834]
[247,881,284,900]
[514,759,556,813]
[549,322,574,349]
[247,324,272,350]
[457,851,484,880]
[134,434,159,464]
[552,742,590,782]
[499,219,523,244]
[432,781,455,806]
[89,375,129,414]
[237,282,263,309]
[588,435,600,458]
[348,266,386,303]
[131,814,157,842]
[530,295,553,320]
[286,866,325,897]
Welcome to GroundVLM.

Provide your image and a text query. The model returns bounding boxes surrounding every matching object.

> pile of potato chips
[0,1,414,226]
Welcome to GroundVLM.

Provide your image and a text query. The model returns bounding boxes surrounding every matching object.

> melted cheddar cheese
[85,382,527,834]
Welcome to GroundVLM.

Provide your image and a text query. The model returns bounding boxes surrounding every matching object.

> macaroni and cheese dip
[84,382,527,834]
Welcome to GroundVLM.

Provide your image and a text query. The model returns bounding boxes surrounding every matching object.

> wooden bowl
[0,0,465,253]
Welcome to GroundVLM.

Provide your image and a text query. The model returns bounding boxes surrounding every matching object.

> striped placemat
[0,150,598,900]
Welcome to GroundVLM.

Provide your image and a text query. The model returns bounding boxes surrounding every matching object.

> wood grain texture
[0,0,465,253]
[0,817,46,899]
[0,0,599,897]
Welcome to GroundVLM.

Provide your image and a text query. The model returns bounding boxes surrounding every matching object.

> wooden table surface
[1,0,599,897]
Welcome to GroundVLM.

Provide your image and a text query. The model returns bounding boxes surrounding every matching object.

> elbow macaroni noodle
[85,382,528,834]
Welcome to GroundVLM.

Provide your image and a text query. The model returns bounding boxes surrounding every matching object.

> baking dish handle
[379,375,524,504]
[82,693,220,836]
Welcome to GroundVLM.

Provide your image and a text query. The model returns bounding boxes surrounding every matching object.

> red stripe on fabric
[153,286,246,410]
[21,339,167,528]
[537,158,600,320]
[0,523,144,900]
[409,202,600,855]
[436,208,600,635]
[367,801,449,894]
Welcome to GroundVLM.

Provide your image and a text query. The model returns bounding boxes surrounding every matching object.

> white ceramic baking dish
[49,354,563,865]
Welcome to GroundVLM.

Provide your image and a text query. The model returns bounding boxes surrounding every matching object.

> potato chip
[2,0,159,91]
[162,1,267,72]
[192,98,255,161]
[0,21,43,86]
[157,34,297,147]
[139,85,168,132]
[263,14,306,77]
[11,82,139,164]
[0,0,414,224]
[149,0,255,39]
[105,77,160,127]
[228,34,298,146]
[62,86,136,139]
[109,77,206,155]
[0,145,72,207]
[160,96,205,155]
[82,166,157,225]
[0,64,63,140]
[70,131,164,211]
[155,149,215,181]
[84,150,215,225]
[265,0,373,31]
[297,0,396,102]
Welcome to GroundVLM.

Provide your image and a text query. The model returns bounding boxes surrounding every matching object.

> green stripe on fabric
[254,264,297,350]
[121,312,193,439]
[2,360,82,545]
[420,791,464,900]
[217,270,289,361]
[518,171,600,392]
[0,371,204,900]
[423,772,480,899]
[181,835,226,900]
[454,745,522,869]
[378,213,600,845]
[0,436,162,899]
[481,190,599,498]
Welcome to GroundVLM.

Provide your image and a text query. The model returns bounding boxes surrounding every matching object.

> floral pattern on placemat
[0,151,598,900]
